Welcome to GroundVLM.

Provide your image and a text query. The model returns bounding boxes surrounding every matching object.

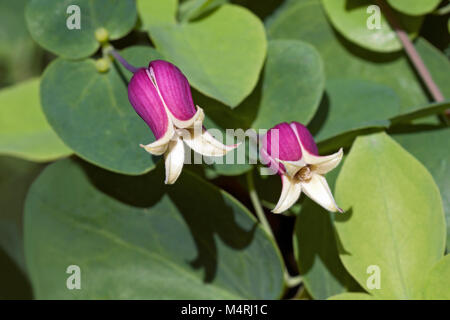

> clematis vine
[260,122,343,214]
[112,51,238,184]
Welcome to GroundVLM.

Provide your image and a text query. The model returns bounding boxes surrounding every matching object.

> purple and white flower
[261,122,343,213]
[128,60,237,184]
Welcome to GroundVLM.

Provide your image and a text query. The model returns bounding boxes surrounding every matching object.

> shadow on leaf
[80,159,257,283]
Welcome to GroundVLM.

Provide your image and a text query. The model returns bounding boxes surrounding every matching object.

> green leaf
[0,156,42,271]
[0,0,42,86]
[179,0,228,22]
[265,0,432,111]
[423,255,450,300]
[392,127,450,249]
[137,0,177,28]
[294,163,361,299]
[328,292,374,300]
[207,142,253,177]
[389,101,450,125]
[250,40,325,129]
[387,0,441,16]
[26,0,137,59]
[415,38,450,100]
[335,132,446,299]
[40,46,163,175]
[314,96,449,155]
[24,159,284,299]
[309,79,400,143]
[321,0,423,52]
[188,89,253,176]
[148,4,267,107]
[311,97,449,155]
[317,127,386,155]
[0,79,72,162]
[0,156,40,299]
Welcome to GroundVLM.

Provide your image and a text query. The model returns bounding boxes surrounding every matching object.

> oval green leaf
[0,79,72,162]
[321,0,423,52]
[335,132,446,299]
[266,0,430,110]
[179,0,228,22]
[251,40,325,129]
[423,255,450,300]
[137,0,177,28]
[0,156,42,271]
[309,79,400,143]
[24,159,284,299]
[148,4,267,107]
[387,0,441,16]
[415,38,450,100]
[0,0,42,86]
[389,101,450,125]
[0,156,41,299]
[26,0,137,59]
[393,127,450,250]
[40,47,163,175]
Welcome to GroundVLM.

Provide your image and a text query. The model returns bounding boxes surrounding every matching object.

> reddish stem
[108,49,139,74]
[376,0,446,107]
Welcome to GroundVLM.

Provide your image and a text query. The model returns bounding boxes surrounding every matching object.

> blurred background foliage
[0,0,449,299]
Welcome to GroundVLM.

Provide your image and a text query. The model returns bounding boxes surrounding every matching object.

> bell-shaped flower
[260,122,343,214]
[128,60,237,184]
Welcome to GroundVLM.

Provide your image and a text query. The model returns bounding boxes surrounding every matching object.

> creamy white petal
[169,105,205,129]
[272,175,302,214]
[164,137,185,185]
[302,147,343,175]
[300,173,343,213]
[182,128,238,157]
[140,120,175,156]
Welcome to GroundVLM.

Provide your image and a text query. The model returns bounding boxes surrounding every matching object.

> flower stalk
[246,169,273,238]
[107,48,139,74]
[247,168,303,289]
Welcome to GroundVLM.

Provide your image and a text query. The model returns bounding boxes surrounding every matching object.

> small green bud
[95,28,109,43]
[95,58,110,73]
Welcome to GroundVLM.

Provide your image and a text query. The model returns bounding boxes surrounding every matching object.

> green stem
[246,170,273,238]
[246,169,302,289]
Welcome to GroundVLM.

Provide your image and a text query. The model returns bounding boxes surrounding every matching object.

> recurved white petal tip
[140,143,168,156]
[164,138,185,185]
[183,128,239,157]
[272,175,302,214]
[301,173,341,213]
[170,105,205,129]
[305,147,344,175]
[140,121,175,156]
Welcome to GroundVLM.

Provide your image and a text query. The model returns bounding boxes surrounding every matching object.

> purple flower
[261,122,343,213]
[128,60,237,184]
